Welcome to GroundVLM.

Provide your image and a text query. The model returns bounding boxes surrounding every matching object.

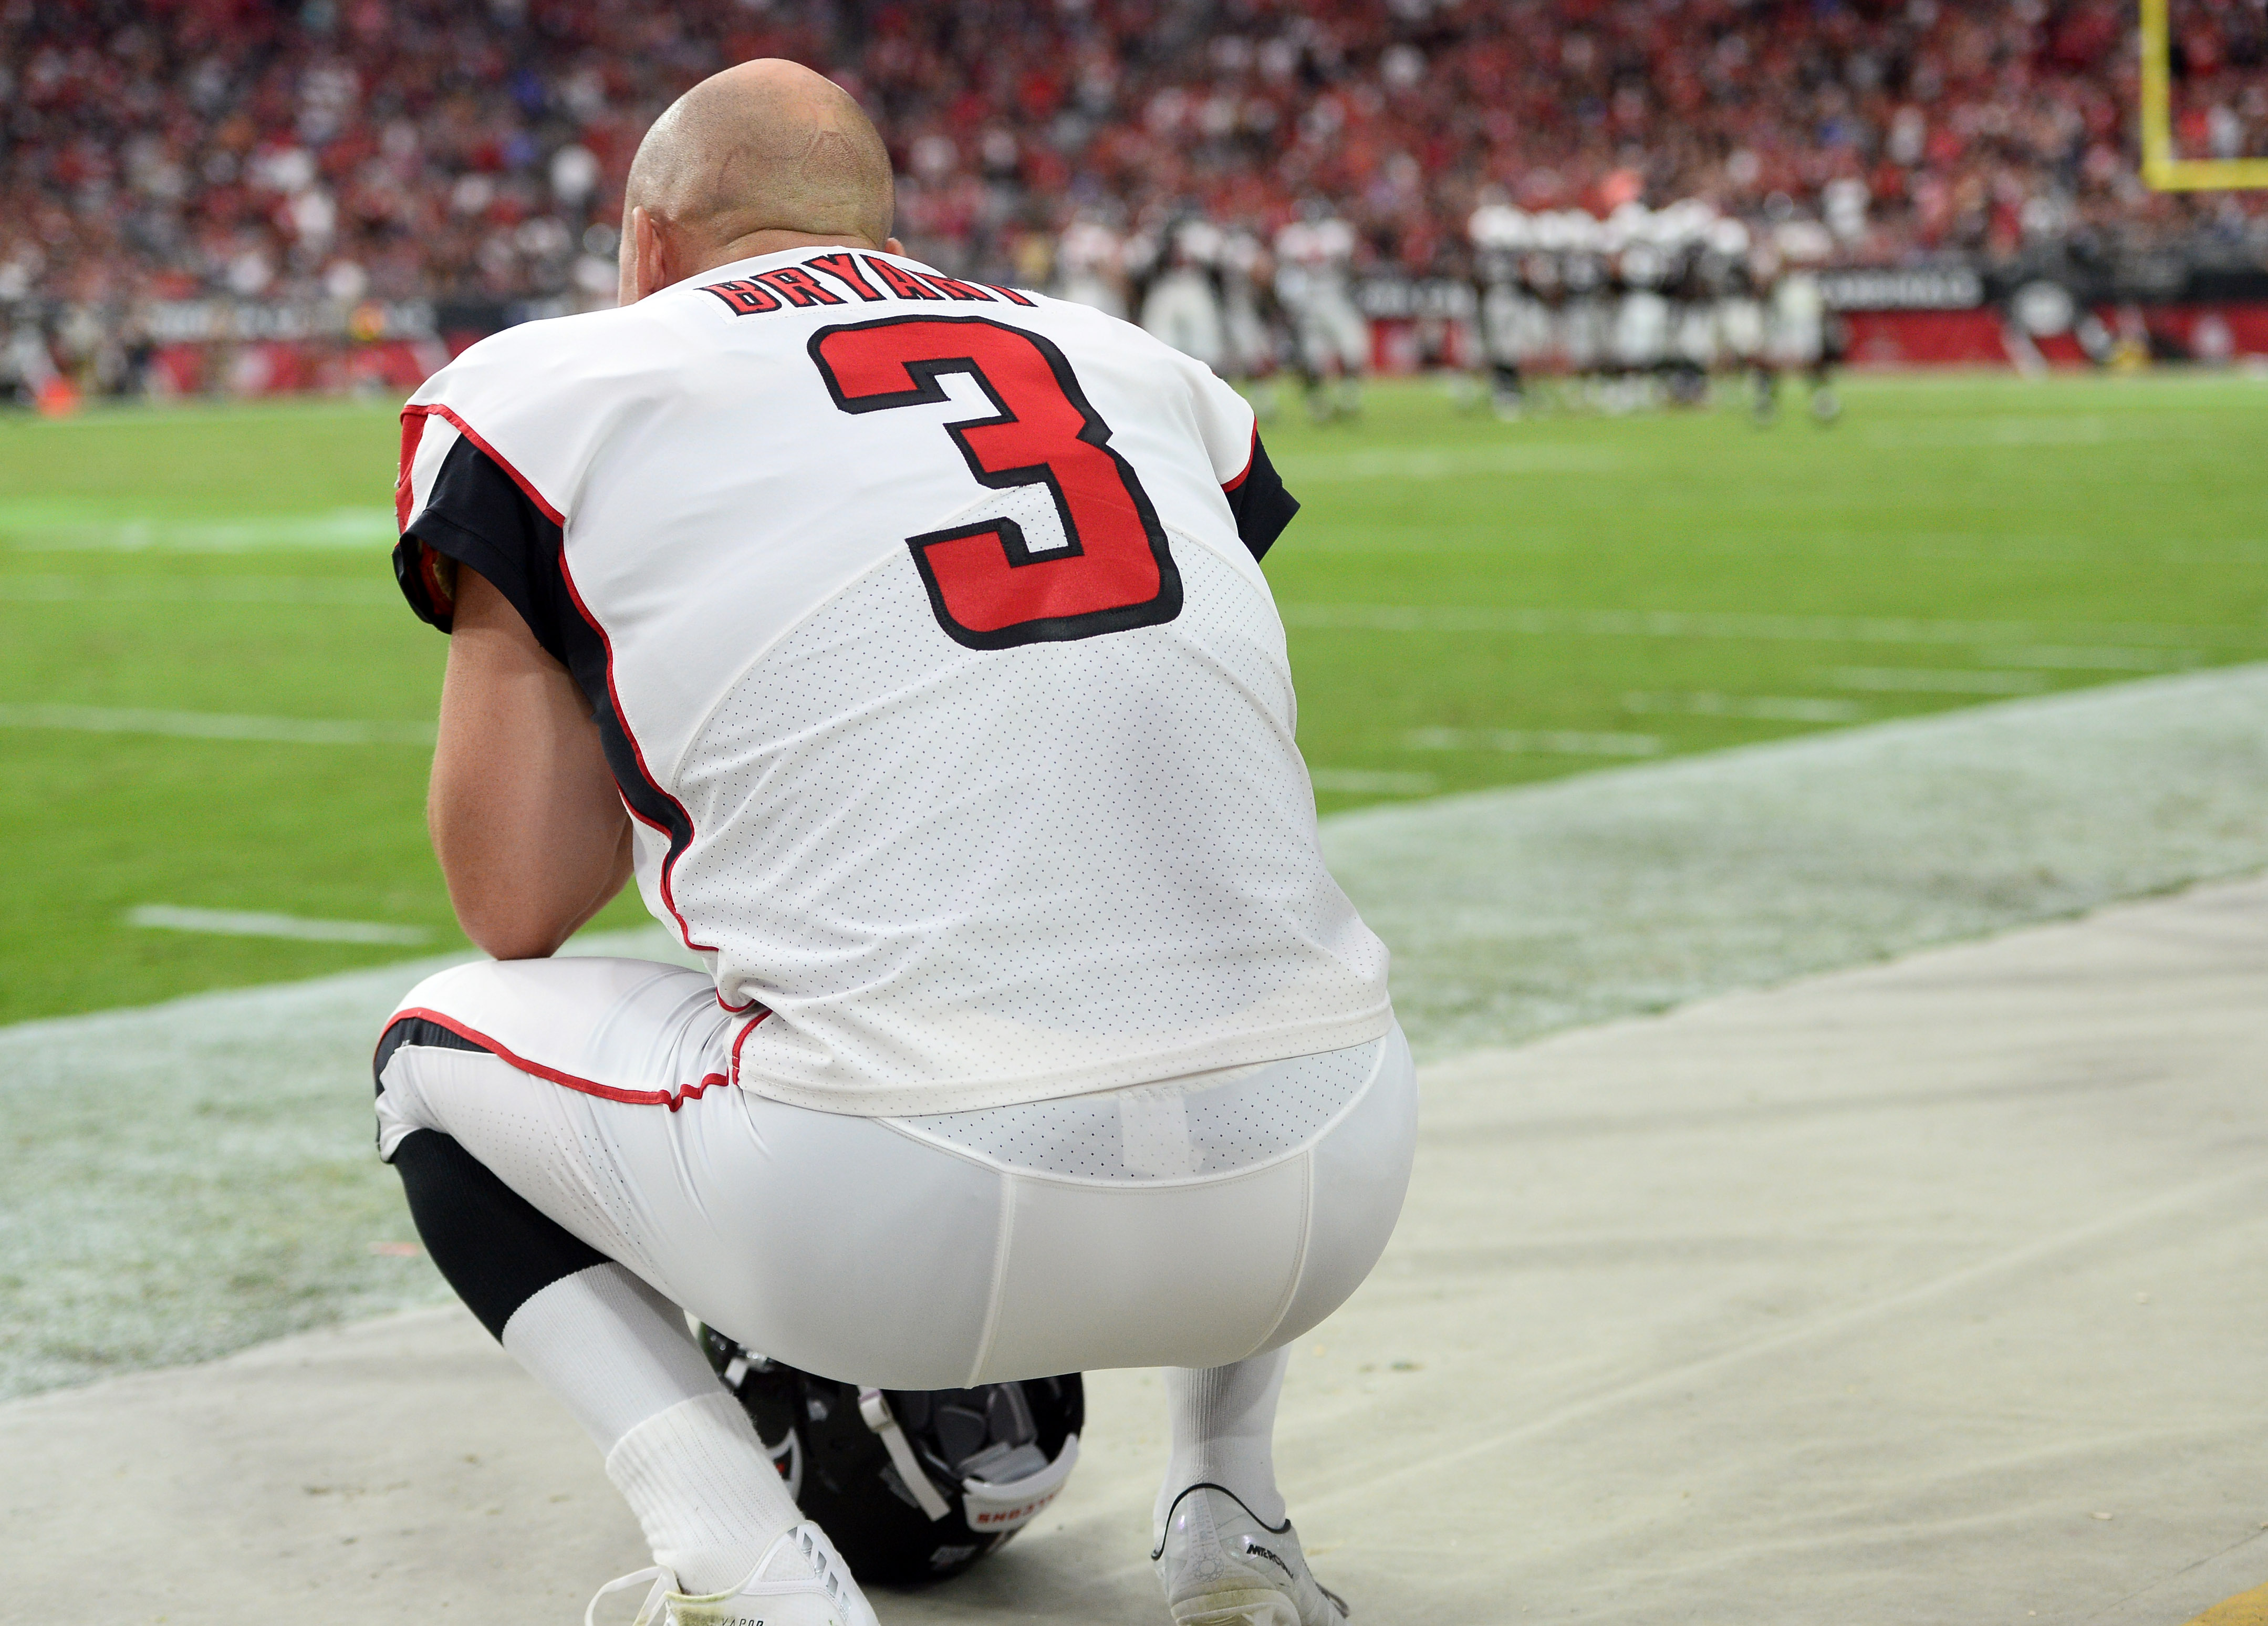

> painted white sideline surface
[1322,661,2268,1057]
[3,877,2262,1624]
[127,906,431,946]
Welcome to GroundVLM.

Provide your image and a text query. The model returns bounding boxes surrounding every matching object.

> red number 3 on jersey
[809,316,1182,649]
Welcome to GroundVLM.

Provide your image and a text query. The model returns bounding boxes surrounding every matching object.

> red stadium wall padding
[1841,304,2268,368]
[145,339,445,399]
[1839,310,2013,368]
[2031,331,2094,367]
[2130,304,2268,361]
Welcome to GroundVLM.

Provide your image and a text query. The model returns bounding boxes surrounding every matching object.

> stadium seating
[4,0,2256,325]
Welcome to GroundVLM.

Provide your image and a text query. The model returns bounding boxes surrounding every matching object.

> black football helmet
[697,1324,1084,1585]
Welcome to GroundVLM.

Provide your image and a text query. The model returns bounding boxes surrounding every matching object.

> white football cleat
[1152,1484,1350,1626]
[585,1521,880,1626]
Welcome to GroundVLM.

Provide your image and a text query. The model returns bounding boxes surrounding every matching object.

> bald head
[620,60,896,299]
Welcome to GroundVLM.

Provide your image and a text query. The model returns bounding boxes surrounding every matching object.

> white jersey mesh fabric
[401,250,1392,1118]
[681,532,1390,1116]
[886,1037,1385,1184]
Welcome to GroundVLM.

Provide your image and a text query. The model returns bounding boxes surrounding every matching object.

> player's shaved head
[628,60,893,254]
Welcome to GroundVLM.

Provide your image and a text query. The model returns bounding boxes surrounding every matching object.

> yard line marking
[125,906,431,946]
[1309,769,1439,796]
[0,505,397,551]
[1406,727,1664,758]
[1274,603,2261,650]
[1272,444,1623,482]
[0,703,436,745]
[1622,692,1869,724]
[1826,668,2054,696]
[0,575,398,605]
[1859,415,2210,448]
[1975,645,2199,671]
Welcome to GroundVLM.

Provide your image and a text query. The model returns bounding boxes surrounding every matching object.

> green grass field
[2,373,2263,1026]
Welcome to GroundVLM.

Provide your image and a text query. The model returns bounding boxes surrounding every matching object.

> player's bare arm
[429,564,631,961]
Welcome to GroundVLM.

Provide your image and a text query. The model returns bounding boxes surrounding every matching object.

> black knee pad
[389,1127,608,1341]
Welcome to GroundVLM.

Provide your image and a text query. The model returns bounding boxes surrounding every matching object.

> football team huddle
[1055,194,1843,426]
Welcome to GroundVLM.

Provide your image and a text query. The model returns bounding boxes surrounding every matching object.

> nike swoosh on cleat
[1241,1538,1296,1580]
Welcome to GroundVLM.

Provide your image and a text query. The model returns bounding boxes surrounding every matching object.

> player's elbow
[431,824,584,961]
[463,912,574,964]
[450,889,577,962]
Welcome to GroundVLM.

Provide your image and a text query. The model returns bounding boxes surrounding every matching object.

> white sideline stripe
[0,506,397,552]
[1622,692,1868,723]
[1975,645,2198,671]
[0,575,398,605]
[1276,602,2262,650]
[1406,726,1664,758]
[1859,414,2209,448]
[0,704,436,746]
[1310,769,1438,795]
[126,906,431,946]
[1826,667,2053,696]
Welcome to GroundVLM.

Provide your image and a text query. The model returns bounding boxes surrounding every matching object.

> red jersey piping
[552,533,719,956]
[1222,424,1258,493]
[388,1006,743,1111]
[727,1010,771,1088]
[401,402,567,525]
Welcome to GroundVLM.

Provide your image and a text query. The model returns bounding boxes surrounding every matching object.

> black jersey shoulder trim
[392,423,714,956]
[552,548,718,955]
[394,434,575,666]
[1223,431,1299,562]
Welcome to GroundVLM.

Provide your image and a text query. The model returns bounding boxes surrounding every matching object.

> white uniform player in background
[1552,209,1611,405]
[1468,192,1544,418]
[1659,200,1720,405]
[1608,224,1672,414]
[1218,223,1278,391]
[1137,213,1227,370]
[1054,210,1129,319]
[1704,216,1768,416]
[379,61,1409,1626]
[1763,218,1841,424]
[1273,199,1367,420]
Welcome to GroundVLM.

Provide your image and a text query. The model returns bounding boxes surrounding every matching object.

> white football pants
[1292,291,1370,377]
[1140,271,1228,369]
[376,956,1417,1389]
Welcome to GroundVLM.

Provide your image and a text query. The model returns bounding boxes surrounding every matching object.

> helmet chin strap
[858,1388,954,1520]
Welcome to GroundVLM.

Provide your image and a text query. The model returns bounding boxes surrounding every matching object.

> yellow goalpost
[2139,0,2268,190]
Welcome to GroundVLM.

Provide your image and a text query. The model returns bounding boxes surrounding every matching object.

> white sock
[500,1263,799,1594]
[607,1393,800,1594]
[1157,1347,1291,1535]
[501,1263,726,1452]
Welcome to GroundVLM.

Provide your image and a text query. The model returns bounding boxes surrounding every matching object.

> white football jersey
[395,245,1391,1116]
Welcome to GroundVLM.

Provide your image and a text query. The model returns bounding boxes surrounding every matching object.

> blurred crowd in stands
[4,0,2265,323]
